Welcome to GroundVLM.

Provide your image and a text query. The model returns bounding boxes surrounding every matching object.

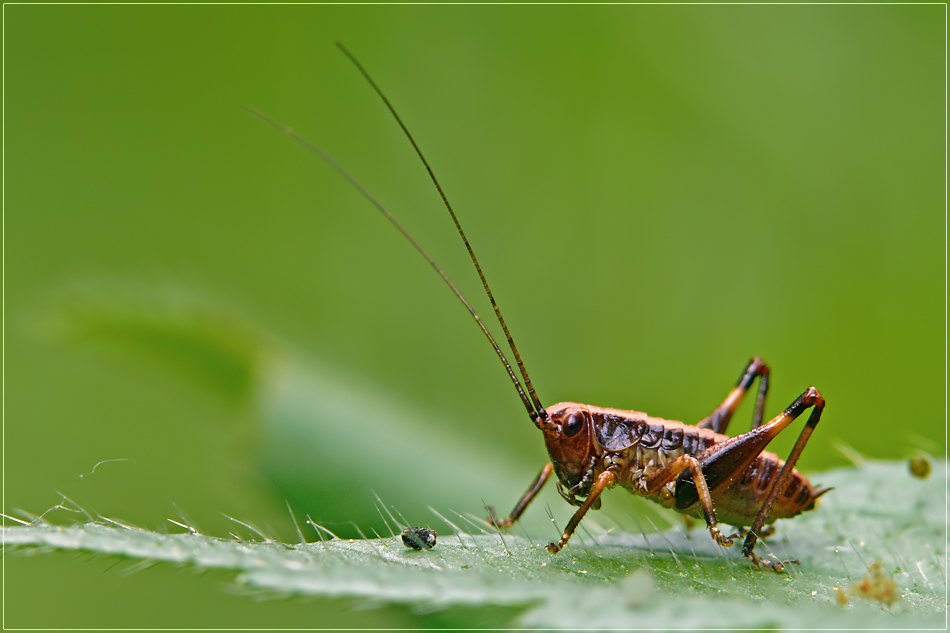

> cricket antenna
[335,41,548,423]
[246,108,543,425]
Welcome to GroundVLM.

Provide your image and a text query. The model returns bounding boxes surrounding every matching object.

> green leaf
[5,460,945,628]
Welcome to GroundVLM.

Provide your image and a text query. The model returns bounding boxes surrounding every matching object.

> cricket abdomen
[706,452,826,526]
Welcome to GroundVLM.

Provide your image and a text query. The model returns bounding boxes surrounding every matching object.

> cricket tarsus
[335,42,546,424]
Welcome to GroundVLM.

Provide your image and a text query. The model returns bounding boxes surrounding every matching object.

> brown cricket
[251,43,829,572]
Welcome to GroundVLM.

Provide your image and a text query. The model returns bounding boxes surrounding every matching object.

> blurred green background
[5,4,944,629]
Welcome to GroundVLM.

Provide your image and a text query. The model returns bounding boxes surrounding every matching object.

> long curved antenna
[247,107,543,425]
[335,42,547,422]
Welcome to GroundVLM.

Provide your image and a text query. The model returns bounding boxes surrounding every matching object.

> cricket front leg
[488,463,554,529]
[546,470,617,553]
[679,386,825,572]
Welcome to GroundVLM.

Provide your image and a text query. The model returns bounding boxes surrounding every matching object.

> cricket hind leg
[697,357,770,434]
[742,387,825,567]
[675,386,825,571]
[487,463,553,529]
[698,357,770,433]
[727,526,785,570]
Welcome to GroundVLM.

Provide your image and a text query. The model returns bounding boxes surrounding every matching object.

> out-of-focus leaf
[254,354,536,535]
[4,460,945,628]
[37,286,273,402]
[43,288,538,534]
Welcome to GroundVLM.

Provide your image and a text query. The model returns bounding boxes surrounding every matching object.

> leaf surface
[5,460,946,628]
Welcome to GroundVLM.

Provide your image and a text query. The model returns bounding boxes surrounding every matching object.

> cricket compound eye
[562,411,585,437]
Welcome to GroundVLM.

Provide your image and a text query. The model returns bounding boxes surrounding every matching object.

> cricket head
[541,402,595,489]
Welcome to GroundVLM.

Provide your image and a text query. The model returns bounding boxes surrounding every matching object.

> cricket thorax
[592,408,726,505]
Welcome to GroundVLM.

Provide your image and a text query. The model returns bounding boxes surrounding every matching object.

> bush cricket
[251,43,829,572]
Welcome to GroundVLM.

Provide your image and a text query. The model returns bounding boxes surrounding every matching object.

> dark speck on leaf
[401,527,437,550]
